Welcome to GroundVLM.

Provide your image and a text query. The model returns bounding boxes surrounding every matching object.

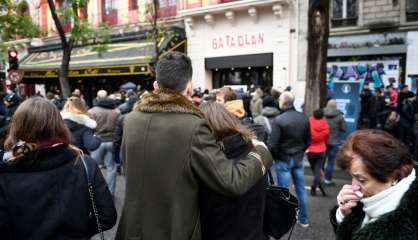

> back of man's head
[156,52,193,92]
[280,91,294,108]
[97,90,108,99]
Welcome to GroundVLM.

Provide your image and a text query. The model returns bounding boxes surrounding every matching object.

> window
[102,0,118,25]
[104,0,117,15]
[129,0,138,10]
[407,0,418,22]
[331,0,358,28]
[159,0,167,8]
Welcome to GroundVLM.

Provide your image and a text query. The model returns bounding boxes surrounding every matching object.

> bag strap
[80,155,105,240]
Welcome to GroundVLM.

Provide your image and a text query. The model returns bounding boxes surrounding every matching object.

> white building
[179,0,309,100]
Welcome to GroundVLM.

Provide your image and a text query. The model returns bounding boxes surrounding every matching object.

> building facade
[180,0,309,100]
[328,0,418,91]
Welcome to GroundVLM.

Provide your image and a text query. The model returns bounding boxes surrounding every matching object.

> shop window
[406,0,418,22]
[102,0,118,25]
[331,0,358,28]
[129,0,138,10]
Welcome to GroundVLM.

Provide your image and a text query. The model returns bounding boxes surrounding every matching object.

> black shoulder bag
[263,170,299,240]
[80,154,105,240]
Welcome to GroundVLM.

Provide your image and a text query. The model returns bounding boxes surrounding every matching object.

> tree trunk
[59,40,73,98]
[47,0,72,98]
[304,0,330,116]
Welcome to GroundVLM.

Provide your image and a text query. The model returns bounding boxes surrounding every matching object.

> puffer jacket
[308,117,330,153]
[254,107,280,135]
[323,107,346,145]
[61,111,101,153]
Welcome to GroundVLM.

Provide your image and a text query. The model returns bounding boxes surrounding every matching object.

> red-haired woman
[330,129,417,239]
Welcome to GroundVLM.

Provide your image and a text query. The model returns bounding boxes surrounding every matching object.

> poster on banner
[333,82,361,141]
[327,60,400,92]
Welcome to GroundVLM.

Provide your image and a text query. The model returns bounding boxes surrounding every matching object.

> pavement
[93,166,351,240]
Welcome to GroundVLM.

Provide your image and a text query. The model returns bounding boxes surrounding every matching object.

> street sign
[8,70,23,84]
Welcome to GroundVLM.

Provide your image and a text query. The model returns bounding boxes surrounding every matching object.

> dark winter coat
[200,134,268,240]
[268,106,310,161]
[61,111,101,153]
[115,88,273,240]
[368,95,386,118]
[0,144,117,240]
[330,167,418,240]
[88,98,120,141]
[323,107,346,145]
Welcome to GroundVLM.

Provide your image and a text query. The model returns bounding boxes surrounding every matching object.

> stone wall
[363,0,400,25]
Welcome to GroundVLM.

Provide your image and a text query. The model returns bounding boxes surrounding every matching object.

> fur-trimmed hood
[61,111,97,129]
[133,88,203,118]
[331,166,418,240]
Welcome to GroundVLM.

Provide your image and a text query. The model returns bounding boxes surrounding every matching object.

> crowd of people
[359,83,418,157]
[0,51,417,240]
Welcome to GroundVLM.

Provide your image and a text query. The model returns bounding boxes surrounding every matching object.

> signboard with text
[333,81,361,141]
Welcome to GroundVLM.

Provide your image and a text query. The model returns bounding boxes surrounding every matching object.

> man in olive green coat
[116,52,273,240]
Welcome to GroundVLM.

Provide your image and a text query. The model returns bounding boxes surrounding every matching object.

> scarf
[360,168,416,227]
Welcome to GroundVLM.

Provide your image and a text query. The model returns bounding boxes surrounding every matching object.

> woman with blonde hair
[62,96,101,153]
[199,101,268,240]
[0,97,116,239]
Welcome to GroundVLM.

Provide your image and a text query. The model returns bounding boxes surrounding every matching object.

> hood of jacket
[224,100,246,119]
[310,117,329,139]
[134,88,203,118]
[262,107,280,118]
[324,107,341,118]
[96,98,117,109]
[61,111,97,129]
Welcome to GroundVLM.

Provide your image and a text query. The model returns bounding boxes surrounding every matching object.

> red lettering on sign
[218,37,224,49]
[211,32,265,50]
[230,36,235,48]
[238,35,244,47]
[251,35,257,45]
[258,33,264,45]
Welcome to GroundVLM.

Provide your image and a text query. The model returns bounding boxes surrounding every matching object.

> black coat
[330,168,418,240]
[62,111,101,153]
[200,134,268,240]
[268,107,310,161]
[0,144,117,240]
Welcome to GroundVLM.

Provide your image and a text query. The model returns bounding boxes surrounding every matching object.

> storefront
[18,28,186,104]
[179,0,305,97]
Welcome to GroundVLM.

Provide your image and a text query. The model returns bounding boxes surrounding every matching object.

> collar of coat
[334,166,418,240]
[134,88,203,118]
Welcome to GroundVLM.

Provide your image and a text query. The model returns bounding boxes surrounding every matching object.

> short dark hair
[313,109,324,119]
[156,52,193,91]
[337,129,414,183]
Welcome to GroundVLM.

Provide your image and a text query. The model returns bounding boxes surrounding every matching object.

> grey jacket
[88,99,120,142]
[323,107,346,145]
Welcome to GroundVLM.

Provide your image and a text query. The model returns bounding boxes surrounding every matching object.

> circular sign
[8,70,23,84]
[341,84,351,94]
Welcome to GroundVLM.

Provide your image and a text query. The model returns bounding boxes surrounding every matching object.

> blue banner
[333,82,361,140]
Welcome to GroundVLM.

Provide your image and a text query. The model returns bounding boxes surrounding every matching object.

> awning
[20,37,187,78]
[327,44,407,57]
[205,53,273,69]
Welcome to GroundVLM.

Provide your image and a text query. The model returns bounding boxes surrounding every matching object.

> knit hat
[224,100,246,119]
[262,96,276,108]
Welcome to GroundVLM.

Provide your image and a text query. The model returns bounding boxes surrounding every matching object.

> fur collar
[61,111,97,129]
[133,88,203,118]
[335,167,418,240]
